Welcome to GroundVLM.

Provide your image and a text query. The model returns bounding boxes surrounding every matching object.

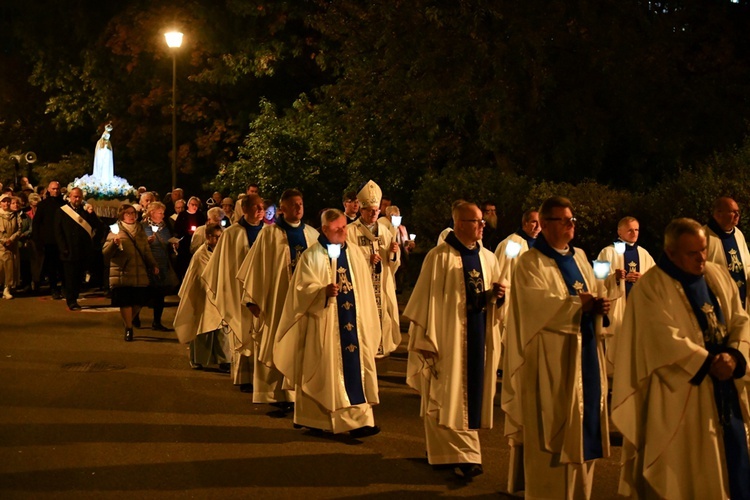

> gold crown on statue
[357,180,382,208]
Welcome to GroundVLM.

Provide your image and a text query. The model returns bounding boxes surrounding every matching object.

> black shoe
[239,383,253,393]
[349,425,381,438]
[124,328,134,342]
[190,362,203,370]
[132,316,141,328]
[68,302,82,311]
[218,363,231,373]
[270,401,295,413]
[51,290,63,300]
[151,322,170,331]
[454,463,483,479]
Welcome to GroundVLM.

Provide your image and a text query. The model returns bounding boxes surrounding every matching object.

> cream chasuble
[237,222,318,402]
[274,241,381,432]
[611,262,750,500]
[502,246,610,500]
[346,219,401,356]
[202,221,259,385]
[404,242,502,431]
[705,224,750,309]
[174,244,223,344]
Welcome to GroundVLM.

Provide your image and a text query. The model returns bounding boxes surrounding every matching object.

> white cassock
[202,222,259,385]
[502,246,610,500]
[174,244,229,365]
[705,224,750,309]
[611,261,750,499]
[238,222,319,403]
[404,242,502,465]
[274,241,381,432]
[346,219,401,356]
[596,242,655,375]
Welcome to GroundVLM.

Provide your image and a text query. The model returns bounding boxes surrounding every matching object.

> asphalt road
[0,290,622,499]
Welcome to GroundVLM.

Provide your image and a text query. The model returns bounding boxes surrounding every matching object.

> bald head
[712,197,740,232]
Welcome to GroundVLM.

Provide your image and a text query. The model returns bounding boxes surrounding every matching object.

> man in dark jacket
[32,181,65,299]
[55,187,101,310]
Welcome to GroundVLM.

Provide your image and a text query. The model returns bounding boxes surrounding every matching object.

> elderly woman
[174,196,206,279]
[139,201,179,330]
[104,204,159,342]
[190,206,225,253]
[0,195,21,299]
[19,193,42,293]
[385,205,415,293]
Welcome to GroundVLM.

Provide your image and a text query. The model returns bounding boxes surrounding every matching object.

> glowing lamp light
[614,241,626,255]
[593,260,611,280]
[150,225,159,233]
[190,225,197,232]
[221,219,227,227]
[327,244,341,260]
[109,223,120,235]
[391,216,402,228]
[164,31,183,48]
[505,240,522,259]
[409,233,416,241]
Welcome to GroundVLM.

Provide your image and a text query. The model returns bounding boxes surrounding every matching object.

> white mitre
[357,180,382,209]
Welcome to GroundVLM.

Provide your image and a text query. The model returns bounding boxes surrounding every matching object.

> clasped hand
[580,292,611,315]
[326,283,339,297]
[710,352,737,381]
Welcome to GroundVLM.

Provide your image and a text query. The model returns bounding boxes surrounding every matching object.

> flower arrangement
[68,174,137,201]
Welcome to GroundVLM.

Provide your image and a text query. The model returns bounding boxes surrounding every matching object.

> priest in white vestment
[596,216,655,375]
[202,194,265,388]
[612,218,750,500]
[503,196,611,499]
[346,180,401,358]
[275,209,382,437]
[404,201,504,480]
[238,189,318,408]
[704,196,750,310]
[174,223,230,369]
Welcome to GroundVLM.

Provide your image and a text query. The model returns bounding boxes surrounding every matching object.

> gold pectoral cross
[572,281,584,295]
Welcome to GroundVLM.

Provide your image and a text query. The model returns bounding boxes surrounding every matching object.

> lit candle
[327,244,341,307]
[391,215,402,228]
[613,241,626,293]
[592,259,611,337]
[501,240,523,280]
[190,225,197,233]
[409,233,416,241]
[109,223,123,251]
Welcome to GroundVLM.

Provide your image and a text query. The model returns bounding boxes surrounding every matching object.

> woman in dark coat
[141,201,179,330]
[173,196,206,280]
[103,204,159,341]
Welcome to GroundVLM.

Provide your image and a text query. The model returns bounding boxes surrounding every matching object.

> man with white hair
[612,218,750,499]
[276,209,382,437]
[404,201,504,479]
[346,180,401,357]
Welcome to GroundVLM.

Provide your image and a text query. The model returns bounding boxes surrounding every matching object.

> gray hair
[664,218,704,251]
[321,208,345,227]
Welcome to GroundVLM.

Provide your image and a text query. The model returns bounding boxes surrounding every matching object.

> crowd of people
[1,176,749,498]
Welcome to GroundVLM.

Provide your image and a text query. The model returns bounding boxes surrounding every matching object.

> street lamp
[164,30,183,191]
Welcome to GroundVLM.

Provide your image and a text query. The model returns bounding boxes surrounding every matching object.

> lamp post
[164,30,183,191]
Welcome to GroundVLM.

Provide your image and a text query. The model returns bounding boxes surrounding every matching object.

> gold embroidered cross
[572,281,584,294]
[343,322,354,331]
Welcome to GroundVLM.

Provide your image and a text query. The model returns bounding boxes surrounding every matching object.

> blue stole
[658,254,750,500]
[238,217,263,248]
[514,228,536,248]
[319,234,365,405]
[622,241,640,298]
[445,232,487,429]
[276,216,308,274]
[535,233,602,461]
[708,218,747,306]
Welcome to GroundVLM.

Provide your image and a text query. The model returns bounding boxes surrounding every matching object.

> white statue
[92,123,114,183]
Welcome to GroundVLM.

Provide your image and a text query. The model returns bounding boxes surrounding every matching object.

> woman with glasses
[104,204,159,341]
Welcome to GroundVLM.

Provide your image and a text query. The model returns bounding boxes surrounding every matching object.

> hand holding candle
[613,241,626,293]
[109,223,123,251]
[592,260,611,336]
[327,244,341,306]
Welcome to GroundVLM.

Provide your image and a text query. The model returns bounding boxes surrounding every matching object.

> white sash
[61,205,93,239]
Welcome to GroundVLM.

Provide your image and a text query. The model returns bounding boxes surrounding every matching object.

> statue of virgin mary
[92,123,114,183]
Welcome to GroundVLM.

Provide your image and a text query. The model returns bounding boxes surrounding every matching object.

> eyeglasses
[545,217,577,225]
[461,219,486,225]
[123,211,136,216]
